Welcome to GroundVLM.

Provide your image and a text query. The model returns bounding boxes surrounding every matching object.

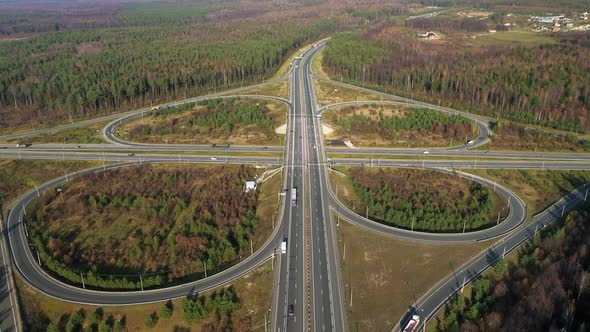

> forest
[349,168,498,232]
[27,164,264,290]
[323,26,590,133]
[0,8,338,131]
[125,98,282,144]
[490,121,590,152]
[333,106,474,143]
[437,203,590,331]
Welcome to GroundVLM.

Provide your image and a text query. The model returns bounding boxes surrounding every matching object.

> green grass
[0,159,103,216]
[119,98,288,146]
[4,122,108,144]
[16,260,274,332]
[465,169,590,216]
[470,30,556,47]
[337,216,495,332]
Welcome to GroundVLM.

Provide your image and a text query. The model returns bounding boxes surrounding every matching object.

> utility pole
[203,261,208,278]
[585,189,589,201]
[461,276,466,294]
[462,218,467,233]
[36,250,41,266]
[343,243,346,261]
[502,246,506,258]
[497,211,501,225]
[411,217,415,232]
[562,204,566,217]
[35,185,40,197]
[80,273,85,289]
[139,274,144,291]
[250,238,253,255]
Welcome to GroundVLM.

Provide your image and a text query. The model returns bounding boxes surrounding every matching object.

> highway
[0,144,283,153]
[309,43,590,331]
[1,37,590,332]
[398,182,590,331]
[327,146,590,161]
[301,46,346,332]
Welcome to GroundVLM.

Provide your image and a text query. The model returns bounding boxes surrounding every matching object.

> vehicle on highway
[403,315,420,332]
[151,105,160,111]
[465,140,475,146]
[281,240,287,254]
[291,187,297,206]
[288,304,294,316]
[423,151,429,154]
[128,153,135,157]
[211,157,218,161]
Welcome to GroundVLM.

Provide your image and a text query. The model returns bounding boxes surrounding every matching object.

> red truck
[403,315,420,332]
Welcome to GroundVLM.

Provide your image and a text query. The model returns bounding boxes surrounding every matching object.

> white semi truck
[291,187,297,206]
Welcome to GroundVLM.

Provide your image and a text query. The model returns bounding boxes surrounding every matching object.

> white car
[423,151,430,154]
[211,157,218,161]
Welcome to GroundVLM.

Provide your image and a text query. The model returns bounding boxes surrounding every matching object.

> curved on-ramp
[6,161,286,305]
[318,100,491,150]
[326,167,527,243]
[102,94,291,146]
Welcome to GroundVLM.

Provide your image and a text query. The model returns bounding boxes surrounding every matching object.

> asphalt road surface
[6,161,285,305]
[2,39,590,332]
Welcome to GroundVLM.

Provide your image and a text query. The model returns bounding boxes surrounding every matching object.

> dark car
[288,304,294,316]
[128,153,135,157]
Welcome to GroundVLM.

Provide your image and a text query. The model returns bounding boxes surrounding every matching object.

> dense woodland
[333,106,474,142]
[437,204,590,331]
[27,165,263,290]
[323,27,590,133]
[490,121,590,152]
[349,168,498,232]
[0,6,338,131]
[126,98,281,144]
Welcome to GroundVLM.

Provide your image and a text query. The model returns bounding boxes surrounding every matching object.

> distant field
[17,260,274,332]
[237,79,290,100]
[471,30,556,47]
[465,169,590,215]
[337,217,495,332]
[2,121,108,144]
[314,79,391,107]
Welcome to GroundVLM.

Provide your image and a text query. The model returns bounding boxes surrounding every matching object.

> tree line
[335,107,473,141]
[437,203,590,331]
[350,168,496,232]
[0,18,338,129]
[323,28,590,133]
[127,98,277,142]
[27,165,262,290]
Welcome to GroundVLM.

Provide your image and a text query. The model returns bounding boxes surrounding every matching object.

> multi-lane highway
[1,38,590,332]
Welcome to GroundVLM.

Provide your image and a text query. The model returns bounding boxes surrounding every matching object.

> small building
[245,181,257,192]
[417,31,439,39]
